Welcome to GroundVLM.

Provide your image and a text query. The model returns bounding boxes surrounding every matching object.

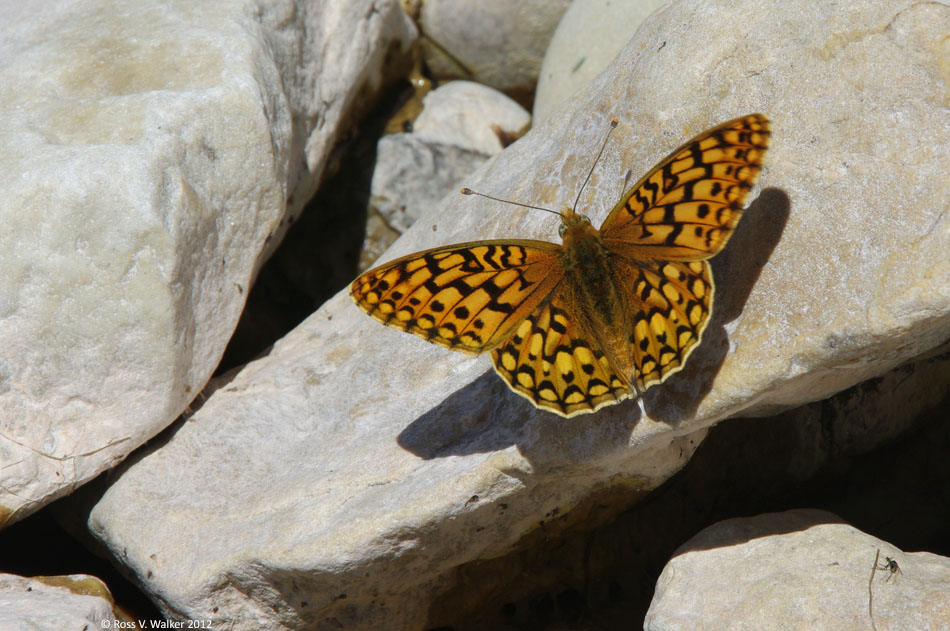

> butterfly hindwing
[600,114,771,261]
[351,240,564,353]
[490,285,633,417]
[613,258,714,391]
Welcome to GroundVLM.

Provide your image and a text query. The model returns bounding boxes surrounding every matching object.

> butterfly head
[558,208,594,239]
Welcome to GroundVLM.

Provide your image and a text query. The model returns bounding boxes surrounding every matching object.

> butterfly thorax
[558,210,630,370]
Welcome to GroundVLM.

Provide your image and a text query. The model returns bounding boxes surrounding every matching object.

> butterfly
[351,114,771,417]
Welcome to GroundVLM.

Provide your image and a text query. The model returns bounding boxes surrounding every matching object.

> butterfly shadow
[396,371,520,459]
[397,370,643,460]
[642,186,791,424]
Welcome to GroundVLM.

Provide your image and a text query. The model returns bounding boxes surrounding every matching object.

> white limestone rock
[371,81,531,233]
[0,0,414,526]
[0,573,119,631]
[418,0,572,100]
[534,0,671,122]
[412,81,531,155]
[371,136,487,234]
[645,509,950,631]
[80,1,950,629]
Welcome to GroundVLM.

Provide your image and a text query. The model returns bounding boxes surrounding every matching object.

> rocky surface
[534,0,670,122]
[0,0,947,629]
[410,80,532,155]
[0,0,414,526]
[427,348,950,629]
[645,509,950,631]
[63,1,950,629]
[416,0,572,102]
[370,80,530,234]
[0,573,121,630]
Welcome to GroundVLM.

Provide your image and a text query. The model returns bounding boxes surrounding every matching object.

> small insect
[351,115,771,416]
[878,556,902,582]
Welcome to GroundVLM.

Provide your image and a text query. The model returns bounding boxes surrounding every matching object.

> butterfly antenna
[460,188,564,219]
[573,119,619,213]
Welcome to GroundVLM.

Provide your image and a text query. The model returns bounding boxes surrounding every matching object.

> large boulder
[0,0,415,526]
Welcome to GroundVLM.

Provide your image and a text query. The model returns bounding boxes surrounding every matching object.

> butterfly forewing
[600,114,771,261]
[490,286,633,417]
[351,240,564,353]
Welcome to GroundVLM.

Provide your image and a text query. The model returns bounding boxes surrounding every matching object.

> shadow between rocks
[643,187,791,423]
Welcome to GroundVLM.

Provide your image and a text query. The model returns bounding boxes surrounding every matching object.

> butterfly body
[352,114,771,417]
[559,211,617,322]
[557,209,637,381]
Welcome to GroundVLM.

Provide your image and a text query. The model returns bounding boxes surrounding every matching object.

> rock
[412,81,532,155]
[417,0,572,103]
[76,1,950,629]
[645,509,950,631]
[371,135,488,234]
[370,81,531,235]
[0,573,120,630]
[0,0,415,526]
[534,0,671,122]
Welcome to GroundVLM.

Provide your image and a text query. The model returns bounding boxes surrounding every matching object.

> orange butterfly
[351,114,771,416]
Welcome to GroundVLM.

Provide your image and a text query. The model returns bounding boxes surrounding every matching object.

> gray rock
[370,81,531,234]
[0,573,119,630]
[78,1,950,629]
[418,0,572,101]
[645,509,950,631]
[534,0,671,122]
[0,0,415,526]
[371,134,488,234]
[412,80,531,155]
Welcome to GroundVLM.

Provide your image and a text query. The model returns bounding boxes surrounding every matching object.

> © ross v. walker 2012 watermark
[101,619,212,629]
